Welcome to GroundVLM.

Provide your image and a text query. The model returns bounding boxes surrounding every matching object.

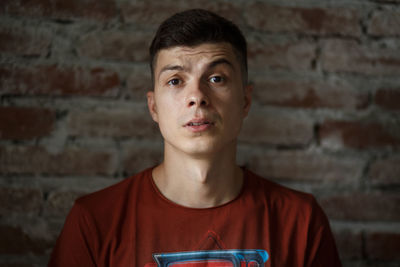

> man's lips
[185,118,213,126]
[184,119,214,132]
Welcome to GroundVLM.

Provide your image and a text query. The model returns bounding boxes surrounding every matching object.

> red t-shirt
[48,168,342,267]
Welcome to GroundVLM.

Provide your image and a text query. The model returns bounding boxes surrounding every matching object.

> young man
[49,9,342,267]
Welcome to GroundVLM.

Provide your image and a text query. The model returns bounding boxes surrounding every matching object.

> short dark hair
[149,9,248,83]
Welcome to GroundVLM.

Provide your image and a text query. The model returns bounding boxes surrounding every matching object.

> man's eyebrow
[157,58,234,79]
[207,58,234,70]
[158,64,185,79]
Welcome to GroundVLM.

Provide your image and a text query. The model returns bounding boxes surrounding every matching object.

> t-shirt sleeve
[48,202,98,266]
[305,198,342,267]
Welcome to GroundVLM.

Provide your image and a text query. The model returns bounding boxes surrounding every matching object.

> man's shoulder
[245,169,318,211]
[74,167,153,212]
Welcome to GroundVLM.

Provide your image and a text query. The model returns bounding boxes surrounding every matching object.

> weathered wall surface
[0,0,399,266]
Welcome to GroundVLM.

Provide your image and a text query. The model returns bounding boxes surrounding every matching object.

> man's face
[147,42,252,157]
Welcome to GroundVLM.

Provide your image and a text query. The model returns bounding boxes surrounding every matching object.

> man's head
[147,9,252,158]
[149,9,248,84]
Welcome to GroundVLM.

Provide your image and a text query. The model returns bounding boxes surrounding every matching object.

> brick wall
[0,0,399,266]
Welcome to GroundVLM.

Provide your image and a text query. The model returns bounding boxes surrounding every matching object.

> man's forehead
[166,43,234,55]
[155,43,237,69]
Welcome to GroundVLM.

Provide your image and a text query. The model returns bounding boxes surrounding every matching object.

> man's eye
[167,79,181,86]
[209,76,224,83]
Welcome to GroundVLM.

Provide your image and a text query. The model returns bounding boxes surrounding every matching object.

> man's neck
[152,144,244,208]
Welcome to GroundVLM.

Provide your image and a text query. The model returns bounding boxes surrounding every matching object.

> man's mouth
[187,121,211,126]
[184,119,214,132]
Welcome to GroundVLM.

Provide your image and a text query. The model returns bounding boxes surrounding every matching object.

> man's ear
[243,84,253,117]
[147,91,159,123]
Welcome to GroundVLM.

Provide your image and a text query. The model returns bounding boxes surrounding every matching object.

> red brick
[375,88,400,111]
[366,232,400,261]
[319,193,400,221]
[319,120,400,150]
[252,78,369,109]
[0,187,43,215]
[121,0,183,26]
[368,156,400,185]
[45,190,85,217]
[239,108,313,146]
[248,151,363,183]
[248,39,315,71]
[123,142,163,175]
[321,39,400,75]
[0,146,117,175]
[245,4,360,36]
[0,107,54,140]
[126,65,152,100]
[194,0,242,24]
[0,64,120,96]
[77,30,152,62]
[0,0,117,21]
[0,224,53,254]
[333,229,363,260]
[121,0,241,27]
[368,10,400,36]
[0,23,50,56]
[68,106,160,139]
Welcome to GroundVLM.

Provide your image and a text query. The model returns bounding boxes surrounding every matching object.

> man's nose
[186,81,210,107]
